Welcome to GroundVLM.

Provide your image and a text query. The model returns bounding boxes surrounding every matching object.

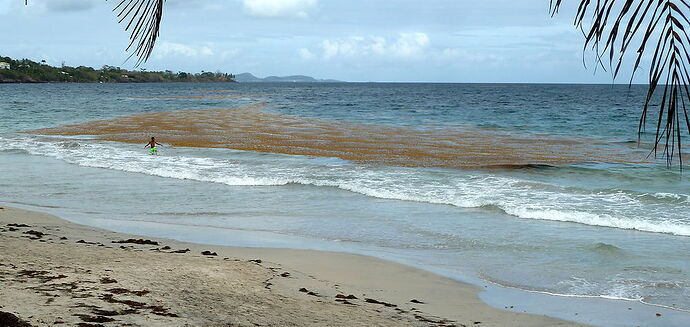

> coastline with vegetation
[0,56,235,83]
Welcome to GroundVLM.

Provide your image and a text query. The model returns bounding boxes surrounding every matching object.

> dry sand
[0,206,583,327]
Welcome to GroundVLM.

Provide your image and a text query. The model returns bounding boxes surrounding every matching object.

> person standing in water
[145,137,162,155]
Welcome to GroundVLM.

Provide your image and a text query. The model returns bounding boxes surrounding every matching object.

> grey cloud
[166,0,225,10]
[45,0,97,12]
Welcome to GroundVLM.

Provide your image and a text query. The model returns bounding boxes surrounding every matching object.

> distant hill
[235,72,341,83]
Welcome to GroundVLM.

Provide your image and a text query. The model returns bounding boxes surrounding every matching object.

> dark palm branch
[551,0,690,166]
[110,0,165,65]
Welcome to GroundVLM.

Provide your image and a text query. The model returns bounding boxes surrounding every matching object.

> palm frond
[551,0,690,167]
[110,0,165,65]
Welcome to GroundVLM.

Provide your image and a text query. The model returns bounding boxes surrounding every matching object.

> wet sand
[29,104,648,169]
[0,206,583,326]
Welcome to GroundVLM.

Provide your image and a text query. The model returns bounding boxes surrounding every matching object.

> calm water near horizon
[1,82,689,326]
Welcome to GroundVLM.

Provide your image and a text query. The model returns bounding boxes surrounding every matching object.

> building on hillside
[0,62,10,70]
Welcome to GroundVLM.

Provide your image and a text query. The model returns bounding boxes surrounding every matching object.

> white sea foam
[3,135,690,237]
[483,274,690,314]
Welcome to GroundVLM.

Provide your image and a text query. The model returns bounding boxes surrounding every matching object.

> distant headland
[0,56,235,83]
[234,72,342,83]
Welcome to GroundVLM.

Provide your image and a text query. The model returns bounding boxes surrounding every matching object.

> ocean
[1,82,689,326]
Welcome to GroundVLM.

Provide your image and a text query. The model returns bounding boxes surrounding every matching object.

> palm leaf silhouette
[551,0,690,166]
[110,0,165,66]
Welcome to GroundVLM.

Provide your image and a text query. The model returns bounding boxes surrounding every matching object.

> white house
[0,62,10,70]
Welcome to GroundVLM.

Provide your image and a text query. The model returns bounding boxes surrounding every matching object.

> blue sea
[1,83,689,326]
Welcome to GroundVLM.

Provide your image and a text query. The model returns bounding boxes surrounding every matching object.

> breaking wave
[3,135,689,237]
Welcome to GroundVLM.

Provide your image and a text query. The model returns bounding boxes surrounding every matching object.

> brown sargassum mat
[127,94,256,100]
[29,103,648,169]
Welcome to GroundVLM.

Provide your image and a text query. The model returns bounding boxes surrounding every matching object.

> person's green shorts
[149,146,158,154]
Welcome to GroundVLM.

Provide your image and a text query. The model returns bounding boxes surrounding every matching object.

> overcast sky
[1,0,648,83]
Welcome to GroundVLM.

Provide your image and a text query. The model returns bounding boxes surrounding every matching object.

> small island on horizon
[234,72,342,83]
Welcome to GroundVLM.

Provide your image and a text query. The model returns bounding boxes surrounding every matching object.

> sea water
[1,83,689,326]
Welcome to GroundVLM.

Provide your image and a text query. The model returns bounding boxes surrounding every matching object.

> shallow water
[1,82,689,326]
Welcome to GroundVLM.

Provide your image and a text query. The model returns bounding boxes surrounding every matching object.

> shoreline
[0,205,582,327]
[0,80,237,84]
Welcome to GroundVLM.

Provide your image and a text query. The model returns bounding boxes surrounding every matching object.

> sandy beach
[0,206,581,327]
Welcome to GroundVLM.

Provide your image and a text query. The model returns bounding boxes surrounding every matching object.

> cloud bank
[318,33,430,60]
[45,0,97,12]
[242,0,317,18]
[155,42,214,58]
